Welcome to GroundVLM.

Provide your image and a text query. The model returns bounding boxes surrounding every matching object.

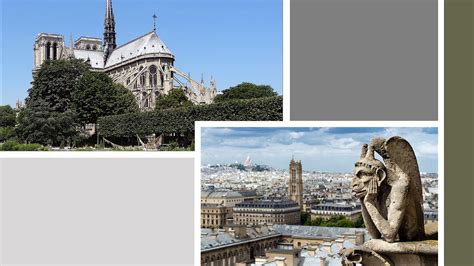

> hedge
[97,96,282,137]
[0,140,47,151]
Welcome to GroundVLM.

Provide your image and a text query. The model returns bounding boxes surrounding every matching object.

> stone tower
[33,33,65,71]
[288,158,303,210]
[104,0,117,52]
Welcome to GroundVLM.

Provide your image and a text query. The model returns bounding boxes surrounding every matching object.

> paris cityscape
[200,127,438,265]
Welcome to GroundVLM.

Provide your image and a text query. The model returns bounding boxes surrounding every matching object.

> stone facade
[201,203,233,229]
[310,203,362,222]
[33,0,216,111]
[233,200,301,226]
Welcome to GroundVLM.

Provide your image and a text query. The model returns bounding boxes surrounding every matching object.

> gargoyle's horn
[360,144,368,159]
[365,145,375,160]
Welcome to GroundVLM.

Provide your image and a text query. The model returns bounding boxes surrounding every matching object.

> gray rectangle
[291,0,437,120]
[1,158,194,265]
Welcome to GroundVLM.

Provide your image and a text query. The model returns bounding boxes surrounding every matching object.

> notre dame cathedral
[33,0,217,111]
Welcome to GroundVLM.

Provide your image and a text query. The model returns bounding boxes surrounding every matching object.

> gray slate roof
[73,49,105,68]
[104,31,173,68]
[272,224,368,239]
[201,190,243,198]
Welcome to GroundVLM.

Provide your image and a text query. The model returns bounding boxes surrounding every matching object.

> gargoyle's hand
[365,177,378,202]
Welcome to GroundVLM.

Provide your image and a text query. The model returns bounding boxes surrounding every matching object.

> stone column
[49,44,53,60]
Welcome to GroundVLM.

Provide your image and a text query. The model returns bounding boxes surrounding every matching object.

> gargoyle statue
[352,136,426,242]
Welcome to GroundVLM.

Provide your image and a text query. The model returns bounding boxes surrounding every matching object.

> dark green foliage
[214,82,278,103]
[354,214,365,228]
[98,96,283,137]
[305,215,365,228]
[26,59,89,112]
[18,59,89,145]
[0,140,47,151]
[301,212,311,225]
[0,105,17,127]
[113,84,140,114]
[73,72,139,125]
[16,106,81,146]
[155,89,193,110]
[0,127,16,142]
[18,59,138,146]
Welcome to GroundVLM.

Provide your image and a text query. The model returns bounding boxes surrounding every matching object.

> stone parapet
[340,239,438,266]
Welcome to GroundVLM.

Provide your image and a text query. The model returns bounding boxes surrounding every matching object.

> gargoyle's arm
[360,198,381,239]
[364,175,409,242]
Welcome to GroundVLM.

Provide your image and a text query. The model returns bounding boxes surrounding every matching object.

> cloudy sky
[201,127,438,173]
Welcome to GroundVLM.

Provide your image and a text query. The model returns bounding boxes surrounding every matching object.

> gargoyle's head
[352,144,387,198]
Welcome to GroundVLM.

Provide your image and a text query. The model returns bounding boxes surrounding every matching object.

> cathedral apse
[33,0,217,111]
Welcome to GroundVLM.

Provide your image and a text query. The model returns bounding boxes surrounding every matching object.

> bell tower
[288,157,303,210]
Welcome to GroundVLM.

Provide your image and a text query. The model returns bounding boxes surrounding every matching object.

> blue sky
[201,127,439,173]
[1,0,283,106]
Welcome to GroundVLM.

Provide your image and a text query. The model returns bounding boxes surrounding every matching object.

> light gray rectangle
[1,158,194,265]
[291,0,438,120]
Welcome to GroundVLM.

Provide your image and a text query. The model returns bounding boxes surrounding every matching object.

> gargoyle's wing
[384,136,424,202]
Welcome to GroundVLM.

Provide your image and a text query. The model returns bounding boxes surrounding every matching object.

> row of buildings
[201,159,363,229]
[201,224,368,266]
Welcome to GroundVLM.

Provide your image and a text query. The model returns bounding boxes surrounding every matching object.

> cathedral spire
[152,14,157,32]
[104,0,117,51]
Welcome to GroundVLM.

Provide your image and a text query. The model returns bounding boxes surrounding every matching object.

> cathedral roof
[104,31,174,69]
[73,49,105,69]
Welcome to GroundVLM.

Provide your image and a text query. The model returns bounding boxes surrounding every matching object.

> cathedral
[33,0,217,110]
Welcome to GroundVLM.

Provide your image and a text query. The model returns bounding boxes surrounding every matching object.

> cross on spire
[153,14,157,32]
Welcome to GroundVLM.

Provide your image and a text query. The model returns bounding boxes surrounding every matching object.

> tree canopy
[16,106,80,146]
[26,59,90,112]
[155,88,193,110]
[304,214,365,228]
[17,59,138,146]
[73,72,138,125]
[0,105,16,127]
[214,82,278,103]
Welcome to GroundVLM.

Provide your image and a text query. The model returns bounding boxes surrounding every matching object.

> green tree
[18,59,89,146]
[16,106,80,146]
[301,212,310,225]
[0,127,16,142]
[354,214,365,228]
[0,105,17,127]
[155,89,193,110]
[73,72,138,125]
[26,59,89,112]
[213,82,277,103]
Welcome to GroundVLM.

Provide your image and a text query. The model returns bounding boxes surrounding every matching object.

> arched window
[149,65,157,87]
[92,45,97,50]
[52,43,58,60]
[45,42,51,60]
[86,44,91,50]
[139,67,146,87]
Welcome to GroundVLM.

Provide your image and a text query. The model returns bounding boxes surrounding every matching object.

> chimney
[319,256,327,266]
[275,257,287,266]
[255,256,269,265]
[321,242,332,253]
[355,231,364,245]
[335,238,345,249]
